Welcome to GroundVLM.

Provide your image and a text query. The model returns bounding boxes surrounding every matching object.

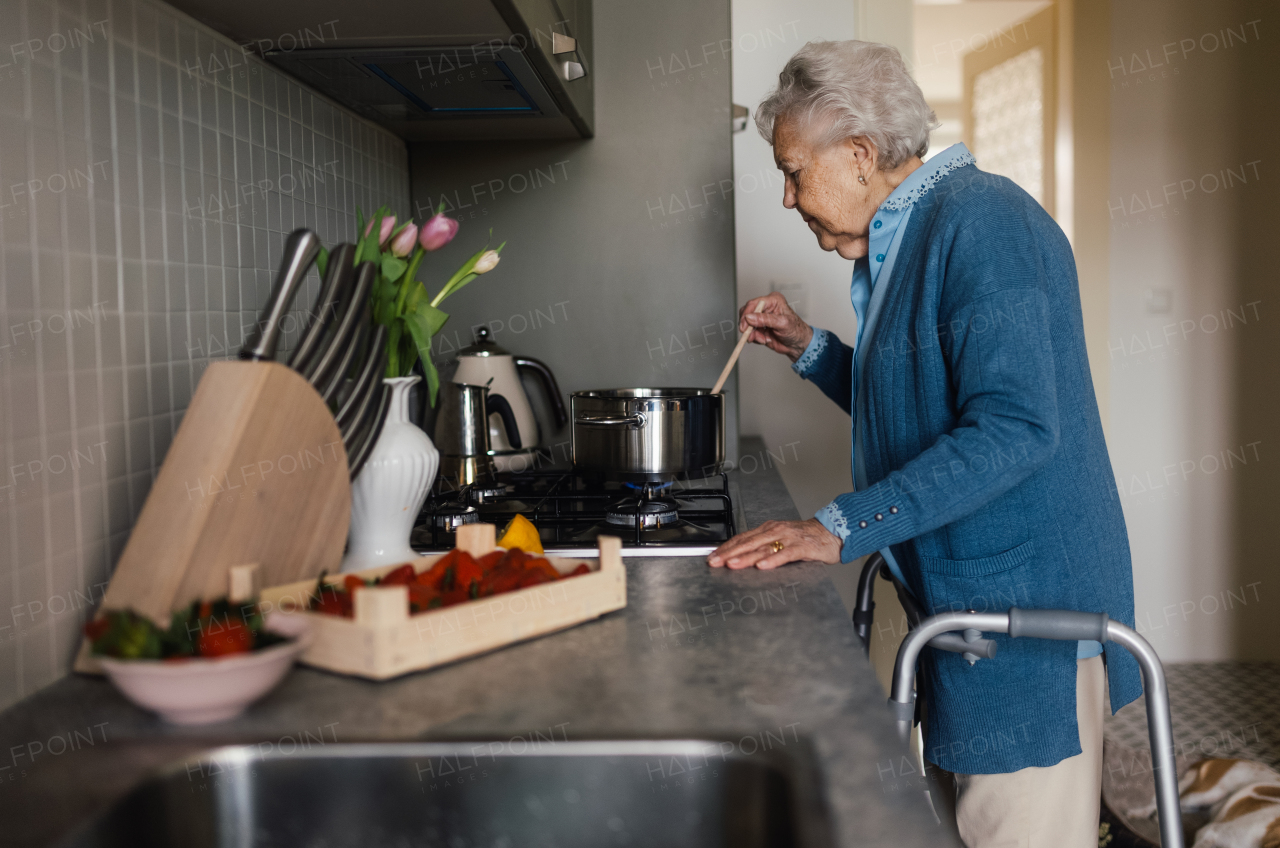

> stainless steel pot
[571,388,724,482]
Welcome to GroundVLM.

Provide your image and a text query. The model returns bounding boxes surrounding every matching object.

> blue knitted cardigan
[796,162,1142,774]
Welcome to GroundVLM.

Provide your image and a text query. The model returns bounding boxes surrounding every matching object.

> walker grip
[1007,608,1109,642]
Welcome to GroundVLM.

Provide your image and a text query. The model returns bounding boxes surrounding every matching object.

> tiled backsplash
[0,0,409,709]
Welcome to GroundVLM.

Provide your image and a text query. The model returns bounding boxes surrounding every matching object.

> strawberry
[379,564,416,586]
[198,620,253,657]
[82,618,111,642]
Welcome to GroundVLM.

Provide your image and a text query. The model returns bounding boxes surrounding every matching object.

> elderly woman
[708,41,1141,847]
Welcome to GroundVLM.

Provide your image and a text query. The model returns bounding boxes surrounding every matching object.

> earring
[858,174,867,185]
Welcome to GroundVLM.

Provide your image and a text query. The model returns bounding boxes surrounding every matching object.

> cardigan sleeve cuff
[792,327,833,378]
[814,501,849,544]
[823,481,919,563]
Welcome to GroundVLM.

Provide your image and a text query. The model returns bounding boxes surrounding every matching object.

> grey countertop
[0,438,952,847]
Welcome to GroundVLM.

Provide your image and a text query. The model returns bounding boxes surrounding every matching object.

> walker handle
[1007,608,1109,643]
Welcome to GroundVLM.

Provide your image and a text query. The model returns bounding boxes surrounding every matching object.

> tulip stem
[396,247,425,315]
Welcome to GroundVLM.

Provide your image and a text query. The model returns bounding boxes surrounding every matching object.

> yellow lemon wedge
[497,514,543,554]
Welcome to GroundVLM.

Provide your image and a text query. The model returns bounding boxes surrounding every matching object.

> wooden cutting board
[75,360,350,672]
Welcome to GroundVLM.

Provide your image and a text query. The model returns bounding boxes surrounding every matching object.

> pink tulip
[418,213,459,252]
[390,223,418,258]
[364,215,397,246]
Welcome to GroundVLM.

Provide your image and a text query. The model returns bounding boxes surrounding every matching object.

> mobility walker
[853,552,1184,848]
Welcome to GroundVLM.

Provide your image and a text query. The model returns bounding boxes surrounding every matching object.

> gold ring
[770,540,784,553]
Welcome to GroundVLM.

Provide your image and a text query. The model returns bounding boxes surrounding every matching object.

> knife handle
[337,322,388,431]
[241,229,322,362]
[305,261,377,387]
[319,300,371,405]
[341,337,387,444]
[291,242,357,373]
[347,382,392,481]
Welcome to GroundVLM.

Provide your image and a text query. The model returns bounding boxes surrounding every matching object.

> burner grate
[412,469,736,553]
[605,496,680,529]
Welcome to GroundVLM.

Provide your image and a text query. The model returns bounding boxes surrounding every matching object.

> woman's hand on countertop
[739,292,813,362]
[707,518,841,569]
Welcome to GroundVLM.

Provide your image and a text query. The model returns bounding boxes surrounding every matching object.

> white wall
[1105,0,1272,661]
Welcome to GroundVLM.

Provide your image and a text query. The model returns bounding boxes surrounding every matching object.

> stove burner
[622,480,672,492]
[433,502,479,530]
[466,482,514,504]
[606,496,680,529]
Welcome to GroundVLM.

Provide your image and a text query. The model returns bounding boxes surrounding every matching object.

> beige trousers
[933,655,1107,848]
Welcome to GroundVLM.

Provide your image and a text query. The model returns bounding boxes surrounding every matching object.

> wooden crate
[259,526,626,680]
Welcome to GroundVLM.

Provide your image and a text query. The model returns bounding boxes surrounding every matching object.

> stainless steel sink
[59,740,832,847]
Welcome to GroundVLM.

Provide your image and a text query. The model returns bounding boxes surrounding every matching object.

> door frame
[962,4,1058,217]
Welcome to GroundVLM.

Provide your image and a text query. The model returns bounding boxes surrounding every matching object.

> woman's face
[773,117,879,260]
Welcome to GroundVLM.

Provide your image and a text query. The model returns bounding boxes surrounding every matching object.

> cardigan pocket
[917,540,1037,614]
[917,540,1036,577]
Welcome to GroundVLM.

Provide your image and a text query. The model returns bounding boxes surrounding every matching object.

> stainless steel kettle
[433,382,521,485]
[453,328,568,453]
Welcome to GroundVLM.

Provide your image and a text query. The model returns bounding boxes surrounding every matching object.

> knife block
[75,360,350,673]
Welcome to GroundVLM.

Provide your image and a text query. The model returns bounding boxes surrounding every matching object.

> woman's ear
[847,136,877,177]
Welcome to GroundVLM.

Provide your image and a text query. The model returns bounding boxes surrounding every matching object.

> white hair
[755,40,939,170]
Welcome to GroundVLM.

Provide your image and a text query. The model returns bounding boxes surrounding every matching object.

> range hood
[163,0,594,140]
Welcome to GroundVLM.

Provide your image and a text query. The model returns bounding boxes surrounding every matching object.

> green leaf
[358,204,390,266]
[446,247,486,286]
[430,241,506,307]
[404,302,449,405]
[438,272,478,304]
[430,249,484,307]
[420,351,440,408]
[381,254,408,282]
[398,249,426,309]
[413,299,450,338]
[371,273,399,323]
[404,282,421,311]
[359,233,380,267]
[315,245,329,280]
[400,332,417,379]
[386,319,402,378]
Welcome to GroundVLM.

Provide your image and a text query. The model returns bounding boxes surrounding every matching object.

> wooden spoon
[711,300,767,395]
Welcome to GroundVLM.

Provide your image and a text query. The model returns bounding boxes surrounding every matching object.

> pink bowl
[98,613,311,725]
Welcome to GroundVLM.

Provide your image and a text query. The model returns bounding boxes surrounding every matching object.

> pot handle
[576,413,647,429]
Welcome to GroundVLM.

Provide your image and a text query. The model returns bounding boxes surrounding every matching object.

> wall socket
[1146,288,1173,314]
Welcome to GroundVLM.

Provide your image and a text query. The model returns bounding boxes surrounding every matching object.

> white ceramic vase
[342,376,439,572]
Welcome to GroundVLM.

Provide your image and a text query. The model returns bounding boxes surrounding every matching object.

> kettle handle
[486,393,524,450]
[515,357,569,429]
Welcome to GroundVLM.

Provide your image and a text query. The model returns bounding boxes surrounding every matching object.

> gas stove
[412,464,741,557]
